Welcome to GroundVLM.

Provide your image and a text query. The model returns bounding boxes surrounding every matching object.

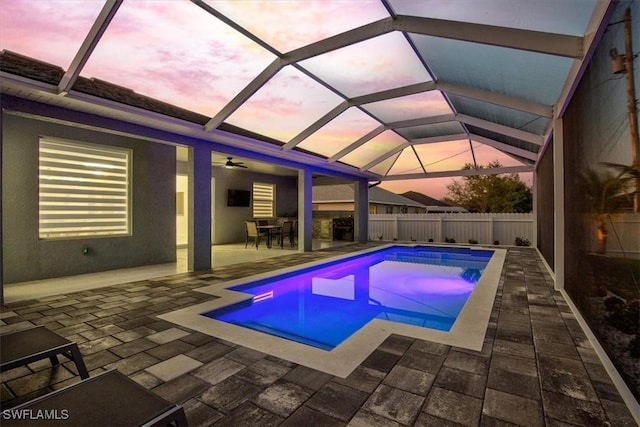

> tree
[444,161,533,213]
[581,163,634,254]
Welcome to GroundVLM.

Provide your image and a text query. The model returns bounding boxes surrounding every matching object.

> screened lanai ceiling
[0,0,610,181]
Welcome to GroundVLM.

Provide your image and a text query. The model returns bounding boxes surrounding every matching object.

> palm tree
[582,164,634,254]
[603,161,640,212]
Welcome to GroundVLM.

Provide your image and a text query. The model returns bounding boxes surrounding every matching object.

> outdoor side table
[1,369,188,426]
[0,326,89,379]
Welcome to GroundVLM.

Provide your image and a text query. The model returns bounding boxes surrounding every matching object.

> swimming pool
[202,246,492,350]
[160,244,506,377]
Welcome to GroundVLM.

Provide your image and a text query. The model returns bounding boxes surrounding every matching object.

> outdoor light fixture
[224,157,247,169]
[609,48,626,74]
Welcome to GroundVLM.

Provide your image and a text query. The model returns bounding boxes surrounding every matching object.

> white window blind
[39,138,131,239]
[252,182,275,218]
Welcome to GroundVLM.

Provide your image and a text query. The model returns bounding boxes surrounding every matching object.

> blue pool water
[203,246,493,350]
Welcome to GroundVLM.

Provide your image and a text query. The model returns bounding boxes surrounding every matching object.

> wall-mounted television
[227,189,251,207]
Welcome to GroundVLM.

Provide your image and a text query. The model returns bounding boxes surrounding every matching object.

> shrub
[444,237,456,243]
[594,286,608,298]
[493,240,500,245]
[468,239,478,244]
[629,336,640,358]
[514,236,531,246]
[604,296,625,312]
[606,299,640,335]
[627,299,640,319]
[428,238,434,243]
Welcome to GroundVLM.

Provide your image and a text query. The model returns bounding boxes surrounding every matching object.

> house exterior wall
[313,202,354,211]
[211,166,297,244]
[2,113,176,283]
[371,203,413,214]
[315,202,424,213]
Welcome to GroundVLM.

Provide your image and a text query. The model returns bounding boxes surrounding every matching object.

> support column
[189,144,212,271]
[553,117,564,290]
[532,169,538,248]
[298,169,313,252]
[353,180,369,242]
[0,110,4,304]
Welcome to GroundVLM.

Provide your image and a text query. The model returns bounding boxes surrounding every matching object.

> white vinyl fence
[589,214,640,257]
[369,213,533,246]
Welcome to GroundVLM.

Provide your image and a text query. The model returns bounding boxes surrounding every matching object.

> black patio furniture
[245,220,265,249]
[0,326,89,380]
[2,369,188,426]
[256,224,282,248]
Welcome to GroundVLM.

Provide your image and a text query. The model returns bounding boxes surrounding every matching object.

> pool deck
[1,244,637,426]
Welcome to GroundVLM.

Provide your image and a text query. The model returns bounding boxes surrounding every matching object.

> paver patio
[1,244,636,426]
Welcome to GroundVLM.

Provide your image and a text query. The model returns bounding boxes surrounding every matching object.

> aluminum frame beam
[350,81,436,105]
[328,126,385,162]
[282,102,349,150]
[395,15,583,58]
[386,114,456,130]
[204,59,283,131]
[457,114,544,145]
[361,142,411,170]
[412,134,469,145]
[470,134,538,161]
[557,1,614,117]
[284,82,437,151]
[436,81,553,117]
[284,19,395,63]
[382,165,533,181]
[57,0,123,95]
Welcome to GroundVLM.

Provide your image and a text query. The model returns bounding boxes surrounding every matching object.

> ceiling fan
[224,157,247,169]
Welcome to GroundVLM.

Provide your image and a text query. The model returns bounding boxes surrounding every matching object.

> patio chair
[2,369,188,426]
[245,220,264,249]
[277,220,295,248]
[0,326,89,380]
[292,220,298,245]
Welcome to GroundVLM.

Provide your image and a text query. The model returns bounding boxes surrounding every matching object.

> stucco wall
[211,167,298,244]
[2,113,176,283]
[313,202,354,211]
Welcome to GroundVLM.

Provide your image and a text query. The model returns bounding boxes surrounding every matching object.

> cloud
[300,32,430,97]
[205,0,390,52]
[298,108,380,156]
[227,66,343,140]
[0,0,105,68]
[74,1,275,116]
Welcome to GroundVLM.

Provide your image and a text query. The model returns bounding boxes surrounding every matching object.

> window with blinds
[252,182,275,218]
[39,138,131,239]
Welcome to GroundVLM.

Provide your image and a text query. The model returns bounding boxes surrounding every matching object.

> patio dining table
[256,224,282,248]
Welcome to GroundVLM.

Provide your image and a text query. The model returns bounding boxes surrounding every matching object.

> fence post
[490,214,495,244]
[394,214,399,240]
[437,215,443,242]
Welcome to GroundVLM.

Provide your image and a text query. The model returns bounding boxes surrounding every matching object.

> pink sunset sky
[379,172,534,201]
[0,0,534,201]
